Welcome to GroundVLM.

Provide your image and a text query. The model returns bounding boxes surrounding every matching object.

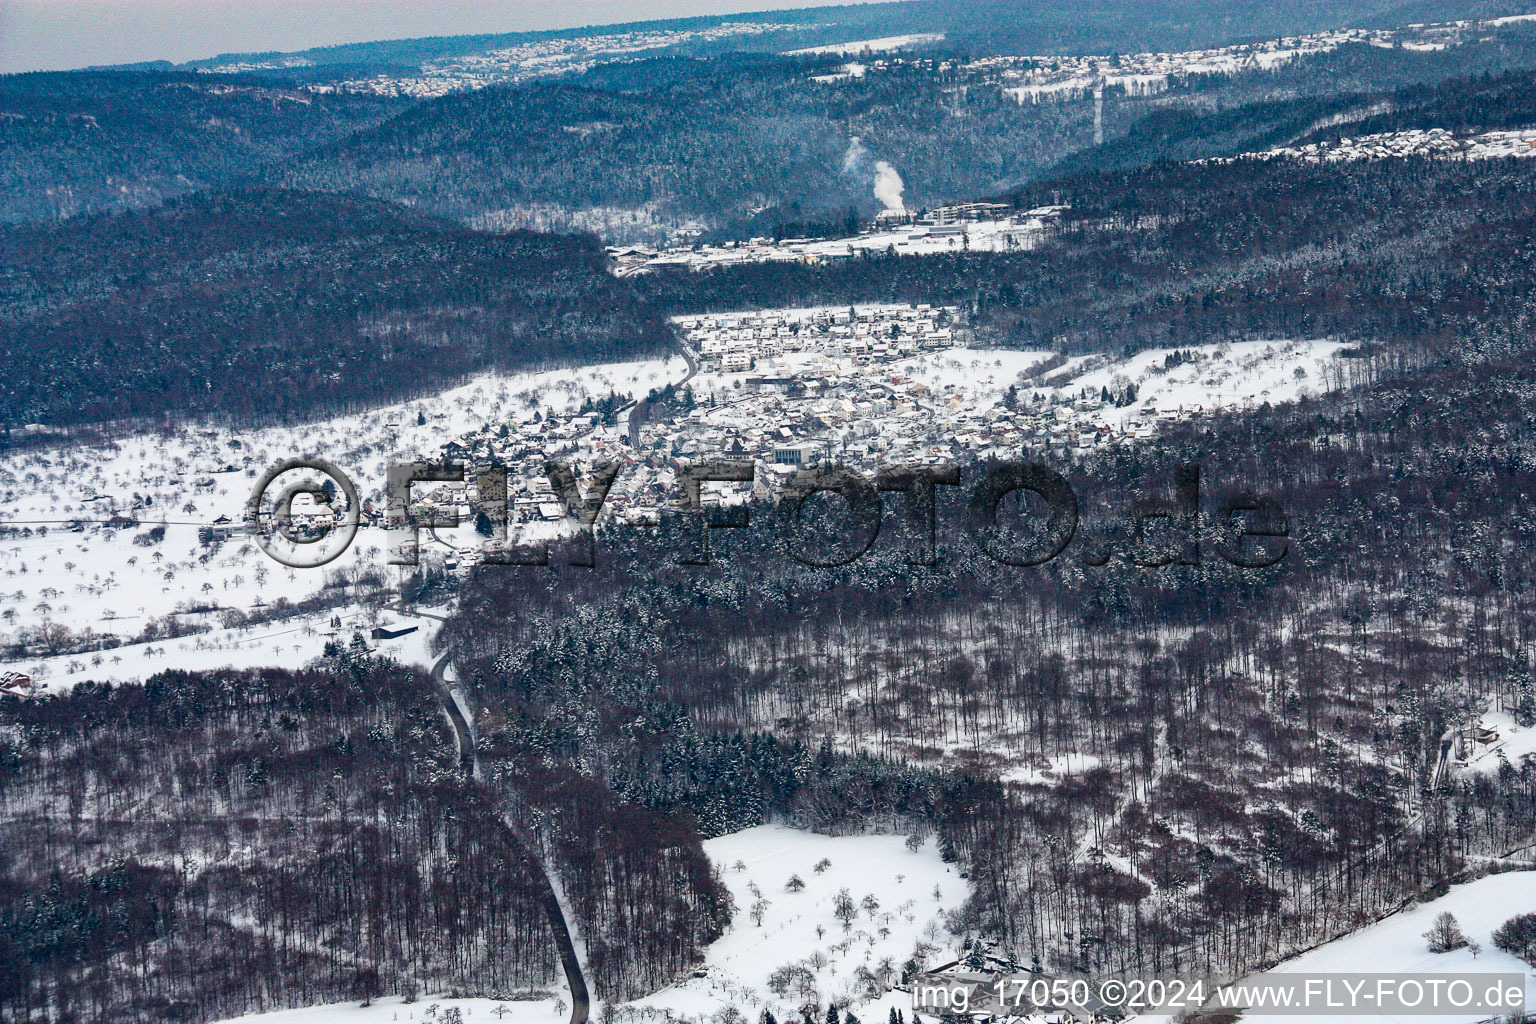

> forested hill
[12,124,1536,428]
[269,61,1093,235]
[1045,63,1536,177]
[10,23,1536,428]
[633,151,1536,371]
[0,657,731,1022]
[913,0,1534,54]
[269,33,1536,241]
[0,189,671,426]
[0,71,407,223]
[11,13,1536,239]
[434,322,1536,989]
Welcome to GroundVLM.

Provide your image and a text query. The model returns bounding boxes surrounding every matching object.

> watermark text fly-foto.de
[245,455,1289,571]
[911,971,1528,1017]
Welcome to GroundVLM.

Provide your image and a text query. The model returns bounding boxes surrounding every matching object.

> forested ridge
[0,188,671,427]
[7,28,1536,433]
[7,2,1536,1018]
[270,60,1095,232]
[270,41,1536,238]
[173,0,1530,77]
[12,17,1536,236]
[637,151,1536,368]
[12,97,1536,428]
[0,652,732,1022]
[0,71,407,223]
[437,329,1536,980]
[1043,43,1536,177]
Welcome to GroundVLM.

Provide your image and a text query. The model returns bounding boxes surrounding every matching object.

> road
[383,331,692,1016]
[627,339,698,448]
[389,601,591,1024]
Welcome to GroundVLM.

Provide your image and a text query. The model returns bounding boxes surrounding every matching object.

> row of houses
[677,304,961,372]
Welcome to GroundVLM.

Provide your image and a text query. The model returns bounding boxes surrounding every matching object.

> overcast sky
[0,0,898,73]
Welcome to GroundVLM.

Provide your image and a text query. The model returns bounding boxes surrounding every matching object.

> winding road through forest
[382,332,700,1019]
[387,600,592,1024]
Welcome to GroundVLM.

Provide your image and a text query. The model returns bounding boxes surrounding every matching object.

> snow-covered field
[890,339,1342,420]
[209,825,969,1024]
[213,996,556,1024]
[0,358,681,689]
[1064,338,1344,425]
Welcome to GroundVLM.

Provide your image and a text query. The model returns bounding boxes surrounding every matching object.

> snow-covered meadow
[895,338,1345,428]
[205,830,1536,1024]
[11,329,1514,1024]
[784,34,945,57]
[213,996,549,1024]
[633,826,966,1021]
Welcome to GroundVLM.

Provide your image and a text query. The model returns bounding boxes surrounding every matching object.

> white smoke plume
[842,136,907,214]
[872,160,906,213]
[842,136,868,173]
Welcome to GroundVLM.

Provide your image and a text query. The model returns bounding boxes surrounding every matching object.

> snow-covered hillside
[213,996,555,1024]
[223,22,821,97]
[203,832,1536,1024]
[1242,128,1536,165]
[1146,872,1536,1024]
[784,34,945,56]
[633,826,966,1021]
[0,358,680,689]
